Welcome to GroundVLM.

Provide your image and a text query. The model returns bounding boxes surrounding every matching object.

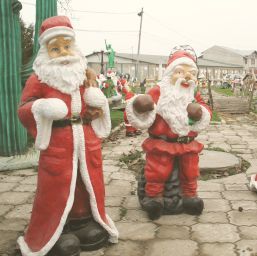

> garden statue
[101,70,122,106]
[126,45,212,220]
[105,40,115,69]
[17,16,118,256]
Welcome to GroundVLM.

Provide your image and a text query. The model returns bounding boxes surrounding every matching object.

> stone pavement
[0,114,257,256]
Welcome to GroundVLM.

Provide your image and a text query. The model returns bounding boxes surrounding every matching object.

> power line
[70,9,136,15]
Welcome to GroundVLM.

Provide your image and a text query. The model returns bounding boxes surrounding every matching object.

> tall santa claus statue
[126,45,212,220]
[17,16,118,256]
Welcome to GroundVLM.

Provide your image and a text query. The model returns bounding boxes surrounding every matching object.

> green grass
[110,110,124,128]
[213,87,233,96]
[211,110,221,122]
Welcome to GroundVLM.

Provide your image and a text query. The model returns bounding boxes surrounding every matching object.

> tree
[20,18,34,65]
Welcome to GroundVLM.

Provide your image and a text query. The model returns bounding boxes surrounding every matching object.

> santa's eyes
[64,45,70,49]
[51,47,60,52]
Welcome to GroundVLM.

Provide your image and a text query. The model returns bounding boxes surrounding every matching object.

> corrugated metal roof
[115,53,168,64]
[197,58,243,68]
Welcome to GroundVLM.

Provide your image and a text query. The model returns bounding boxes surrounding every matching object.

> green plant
[213,87,233,96]
[110,110,124,129]
[211,111,221,122]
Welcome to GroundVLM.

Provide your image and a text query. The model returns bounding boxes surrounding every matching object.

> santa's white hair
[33,40,87,94]
[156,65,197,136]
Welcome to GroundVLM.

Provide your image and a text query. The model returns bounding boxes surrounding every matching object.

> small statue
[105,40,115,69]
[17,16,118,256]
[126,45,212,220]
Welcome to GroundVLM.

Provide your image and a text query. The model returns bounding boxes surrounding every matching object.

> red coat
[17,74,118,255]
[142,86,212,155]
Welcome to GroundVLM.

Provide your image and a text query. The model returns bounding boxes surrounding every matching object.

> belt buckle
[177,136,190,144]
[70,115,82,124]
[177,137,184,143]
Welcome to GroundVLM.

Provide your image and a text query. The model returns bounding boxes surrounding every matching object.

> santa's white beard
[156,77,196,136]
[33,45,87,94]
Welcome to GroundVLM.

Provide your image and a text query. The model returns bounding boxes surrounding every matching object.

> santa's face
[47,36,74,60]
[170,64,198,88]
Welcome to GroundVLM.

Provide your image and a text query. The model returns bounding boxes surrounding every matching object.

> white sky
[19,0,257,57]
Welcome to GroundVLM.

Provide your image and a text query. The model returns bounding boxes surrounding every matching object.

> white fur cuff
[126,95,156,130]
[191,105,211,132]
[84,87,107,108]
[31,99,68,150]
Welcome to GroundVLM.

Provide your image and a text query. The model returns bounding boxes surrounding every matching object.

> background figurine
[17,16,118,256]
[105,40,115,69]
[126,45,212,220]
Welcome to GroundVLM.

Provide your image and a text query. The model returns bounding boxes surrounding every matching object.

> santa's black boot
[183,197,204,215]
[69,217,109,251]
[141,196,164,220]
[48,234,80,256]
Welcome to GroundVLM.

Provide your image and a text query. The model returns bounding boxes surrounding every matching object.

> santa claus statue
[17,16,118,256]
[126,45,212,220]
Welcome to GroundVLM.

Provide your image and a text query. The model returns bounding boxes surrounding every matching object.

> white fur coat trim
[84,87,111,138]
[31,98,68,150]
[126,95,157,130]
[191,105,211,132]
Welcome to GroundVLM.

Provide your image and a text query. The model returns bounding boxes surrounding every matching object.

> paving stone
[0,192,31,205]
[13,184,36,192]
[239,226,257,240]
[236,240,257,255]
[11,169,37,176]
[105,183,132,196]
[105,196,123,207]
[145,239,198,256]
[0,231,19,254]
[153,214,196,226]
[105,240,144,256]
[20,176,37,185]
[211,173,248,184]
[198,212,229,223]
[228,210,257,226]
[203,199,231,212]
[222,191,257,201]
[106,207,121,222]
[5,204,32,219]
[230,200,257,211]
[225,184,249,190]
[103,165,120,173]
[124,209,149,222]
[200,243,236,256]
[237,154,254,161]
[123,196,141,209]
[110,171,136,181]
[198,181,224,192]
[0,218,28,231]
[157,225,190,239]
[102,159,118,165]
[116,222,157,240]
[0,175,24,183]
[231,144,248,149]
[246,165,257,176]
[0,205,13,217]
[191,223,240,242]
[198,191,222,199]
[80,249,105,256]
[0,182,16,192]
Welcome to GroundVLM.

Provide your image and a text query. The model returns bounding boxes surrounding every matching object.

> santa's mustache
[175,78,196,88]
[47,55,80,65]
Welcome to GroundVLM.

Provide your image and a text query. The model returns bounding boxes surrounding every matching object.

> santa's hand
[32,98,68,120]
[84,106,103,121]
[133,95,154,113]
[187,103,202,121]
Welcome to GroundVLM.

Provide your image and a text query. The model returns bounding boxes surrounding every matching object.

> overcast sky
[19,0,257,57]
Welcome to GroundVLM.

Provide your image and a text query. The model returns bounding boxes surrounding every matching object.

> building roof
[197,58,243,68]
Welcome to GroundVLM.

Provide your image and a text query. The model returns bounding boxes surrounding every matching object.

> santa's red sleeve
[18,74,43,138]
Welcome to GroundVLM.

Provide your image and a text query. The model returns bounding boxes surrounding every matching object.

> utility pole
[100,50,104,74]
[136,7,143,81]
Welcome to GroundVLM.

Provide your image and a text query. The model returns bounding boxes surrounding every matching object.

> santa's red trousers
[124,111,137,133]
[144,152,199,197]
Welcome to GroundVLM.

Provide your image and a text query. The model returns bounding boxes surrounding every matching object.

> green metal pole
[0,0,27,156]
[21,0,57,85]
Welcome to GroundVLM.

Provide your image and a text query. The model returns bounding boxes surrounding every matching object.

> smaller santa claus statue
[17,16,118,256]
[126,45,212,220]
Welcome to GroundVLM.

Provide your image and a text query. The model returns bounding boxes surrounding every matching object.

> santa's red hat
[39,16,75,45]
[165,45,198,74]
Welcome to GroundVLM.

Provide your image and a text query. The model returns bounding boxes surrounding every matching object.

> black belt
[149,134,194,144]
[53,116,91,127]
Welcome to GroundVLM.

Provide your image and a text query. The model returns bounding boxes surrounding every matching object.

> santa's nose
[60,48,69,56]
[185,72,192,80]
